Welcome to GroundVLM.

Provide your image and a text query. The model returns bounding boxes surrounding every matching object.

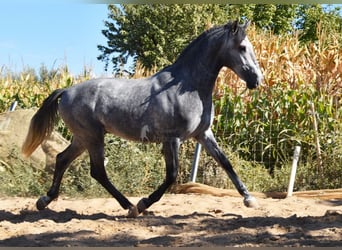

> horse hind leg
[36,138,85,210]
[135,138,180,215]
[86,141,136,217]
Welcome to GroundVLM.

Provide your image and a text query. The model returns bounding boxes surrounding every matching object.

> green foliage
[98,4,231,73]
[98,4,341,73]
[103,135,165,196]
[183,139,278,192]
[0,147,49,196]
[296,4,342,43]
[213,82,341,190]
[1,9,341,197]
[0,64,92,112]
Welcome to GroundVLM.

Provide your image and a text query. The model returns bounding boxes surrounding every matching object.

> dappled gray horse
[22,20,263,217]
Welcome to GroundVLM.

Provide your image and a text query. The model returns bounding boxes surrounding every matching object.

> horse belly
[99,108,159,142]
[102,112,196,143]
[104,122,150,142]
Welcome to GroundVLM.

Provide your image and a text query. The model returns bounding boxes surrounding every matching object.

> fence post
[0,101,18,131]
[9,101,18,112]
[287,145,301,197]
[190,143,202,182]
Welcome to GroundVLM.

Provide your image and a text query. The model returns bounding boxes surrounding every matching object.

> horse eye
[239,45,246,52]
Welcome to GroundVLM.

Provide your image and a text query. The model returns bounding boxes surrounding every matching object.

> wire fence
[190,93,342,191]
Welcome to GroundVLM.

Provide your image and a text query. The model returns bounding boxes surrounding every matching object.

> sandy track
[0,193,341,247]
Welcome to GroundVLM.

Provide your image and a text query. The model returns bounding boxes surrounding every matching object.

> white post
[9,101,18,112]
[190,143,202,182]
[0,101,18,131]
[287,145,301,197]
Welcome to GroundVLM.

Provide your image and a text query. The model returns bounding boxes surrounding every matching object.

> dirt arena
[1,110,341,246]
[0,187,341,247]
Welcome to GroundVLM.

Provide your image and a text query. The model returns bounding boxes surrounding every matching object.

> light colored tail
[22,89,65,157]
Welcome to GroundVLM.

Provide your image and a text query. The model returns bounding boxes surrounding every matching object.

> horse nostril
[247,81,258,89]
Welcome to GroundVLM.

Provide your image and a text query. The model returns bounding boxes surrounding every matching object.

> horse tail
[22,89,65,157]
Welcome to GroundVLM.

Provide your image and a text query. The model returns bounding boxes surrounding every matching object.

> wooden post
[287,146,301,197]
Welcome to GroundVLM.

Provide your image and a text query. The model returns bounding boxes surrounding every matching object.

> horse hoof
[137,198,148,213]
[243,196,259,208]
[36,196,51,210]
[127,206,139,218]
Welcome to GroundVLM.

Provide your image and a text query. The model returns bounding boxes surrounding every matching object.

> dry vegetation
[0,24,341,197]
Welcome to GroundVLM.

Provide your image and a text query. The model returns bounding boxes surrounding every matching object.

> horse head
[221,20,263,89]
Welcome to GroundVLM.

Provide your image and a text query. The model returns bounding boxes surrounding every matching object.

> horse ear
[231,19,239,34]
[243,20,251,30]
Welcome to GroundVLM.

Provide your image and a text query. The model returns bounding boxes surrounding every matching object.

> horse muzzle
[240,65,263,89]
[246,75,262,89]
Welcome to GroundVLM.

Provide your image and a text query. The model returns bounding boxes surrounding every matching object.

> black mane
[174,21,246,65]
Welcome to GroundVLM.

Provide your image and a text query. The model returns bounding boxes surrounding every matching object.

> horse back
[58,74,210,142]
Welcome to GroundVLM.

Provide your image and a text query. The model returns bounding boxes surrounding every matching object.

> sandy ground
[1,107,341,247]
[0,191,341,247]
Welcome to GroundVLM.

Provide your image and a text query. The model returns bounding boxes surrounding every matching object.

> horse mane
[174,21,246,65]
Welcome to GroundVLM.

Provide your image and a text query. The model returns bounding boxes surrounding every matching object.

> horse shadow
[0,208,118,224]
[0,207,341,247]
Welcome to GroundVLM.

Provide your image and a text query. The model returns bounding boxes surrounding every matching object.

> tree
[98,4,341,73]
[98,4,232,74]
[296,4,342,43]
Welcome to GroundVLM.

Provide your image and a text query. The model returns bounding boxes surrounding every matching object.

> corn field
[0,24,341,195]
[212,24,341,189]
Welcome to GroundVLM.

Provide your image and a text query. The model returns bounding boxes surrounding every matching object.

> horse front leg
[196,129,258,208]
[135,138,180,215]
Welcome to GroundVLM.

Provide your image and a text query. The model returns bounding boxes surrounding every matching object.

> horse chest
[146,95,212,141]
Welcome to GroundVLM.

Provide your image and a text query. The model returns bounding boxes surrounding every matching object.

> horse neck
[174,49,223,97]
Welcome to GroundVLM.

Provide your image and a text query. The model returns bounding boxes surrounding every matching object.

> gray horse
[22,20,263,217]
